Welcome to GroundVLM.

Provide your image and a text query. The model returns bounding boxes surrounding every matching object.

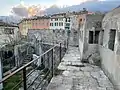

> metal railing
[0,42,68,90]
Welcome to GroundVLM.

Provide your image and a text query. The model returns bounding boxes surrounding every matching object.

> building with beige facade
[19,16,50,36]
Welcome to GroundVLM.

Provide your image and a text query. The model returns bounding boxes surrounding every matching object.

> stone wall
[14,43,34,67]
[27,29,79,46]
[99,45,120,90]
[100,7,120,90]
[79,14,103,60]
[28,29,67,44]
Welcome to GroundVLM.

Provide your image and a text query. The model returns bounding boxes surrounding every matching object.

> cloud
[11,0,108,17]
[55,0,98,6]
[12,6,28,17]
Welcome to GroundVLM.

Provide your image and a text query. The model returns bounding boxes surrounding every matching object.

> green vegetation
[3,72,22,90]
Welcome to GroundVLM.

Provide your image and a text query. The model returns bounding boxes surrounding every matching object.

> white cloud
[55,0,95,6]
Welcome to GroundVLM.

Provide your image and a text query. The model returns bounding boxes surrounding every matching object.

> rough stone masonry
[47,46,114,90]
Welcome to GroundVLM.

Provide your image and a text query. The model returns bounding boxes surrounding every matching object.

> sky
[0,0,106,16]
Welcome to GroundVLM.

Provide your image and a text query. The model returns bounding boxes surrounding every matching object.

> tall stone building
[78,7,120,90]
[78,13,104,59]
[100,7,120,90]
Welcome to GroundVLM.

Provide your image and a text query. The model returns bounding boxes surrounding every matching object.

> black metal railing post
[60,43,62,62]
[51,49,54,77]
[23,67,27,90]
[0,43,67,90]
[67,37,69,49]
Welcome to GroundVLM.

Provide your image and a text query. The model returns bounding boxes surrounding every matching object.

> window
[66,23,70,26]
[55,18,58,21]
[59,22,61,26]
[89,31,100,44]
[55,23,57,26]
[61,22,63,26]
[94,31,100,44]
[56,23,58,26]
[52,23,53,26]
[68,18,71,22]
[108,29,116,51]
[51,19,53,21]
[50,23,52,26]
[4,28,14,34]
[66,18,67,22]
[50,23,53,26]
[89,31,93,44]
[65,27,70,30]
[100,30,104,45]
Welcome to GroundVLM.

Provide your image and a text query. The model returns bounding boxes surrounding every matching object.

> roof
[0,21,18,27]
[103,7,120,21]
[51,13,66,17]
[19,16,50,24]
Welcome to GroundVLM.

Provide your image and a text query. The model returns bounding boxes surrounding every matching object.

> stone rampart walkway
[47,47,114,90]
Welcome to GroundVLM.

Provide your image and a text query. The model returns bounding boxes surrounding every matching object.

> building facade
[78,13,104,59]
[0,21,19,46]
[49,12,80,31]
[19,11,93,36]
[99,7,120,90]
[19,16,50,36]
[49,13,67,30]
[78,7,120,90]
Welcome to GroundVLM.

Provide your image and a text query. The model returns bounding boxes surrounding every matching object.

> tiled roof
[19,16,50,24]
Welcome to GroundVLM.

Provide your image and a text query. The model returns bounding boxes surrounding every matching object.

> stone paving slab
[47,47,114,90]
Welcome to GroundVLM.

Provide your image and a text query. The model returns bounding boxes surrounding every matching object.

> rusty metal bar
[0,42,67,90]
[23,67,27,90]
[60,43,62,62]
[51,48,54,77]
[0,45,57,83]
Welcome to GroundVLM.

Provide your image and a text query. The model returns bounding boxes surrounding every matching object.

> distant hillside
[45,0,120,15]
[1,0,120,20]
[0,16,21,24]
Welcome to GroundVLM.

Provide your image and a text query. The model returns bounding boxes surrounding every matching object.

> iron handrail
[0,45,57,84]
[0,40,68,90]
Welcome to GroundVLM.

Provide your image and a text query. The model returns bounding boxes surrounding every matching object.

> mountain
[68,0,120,12]
[0,16,21,24]
[45,0,120,15]
[1,0,120,20]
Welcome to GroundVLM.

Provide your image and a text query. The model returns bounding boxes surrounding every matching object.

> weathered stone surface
[88,53,101,66]
[81,65,94,72]
[47,47,114,90]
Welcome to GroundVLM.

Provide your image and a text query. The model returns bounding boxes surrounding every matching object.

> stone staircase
[22,55,32,65]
